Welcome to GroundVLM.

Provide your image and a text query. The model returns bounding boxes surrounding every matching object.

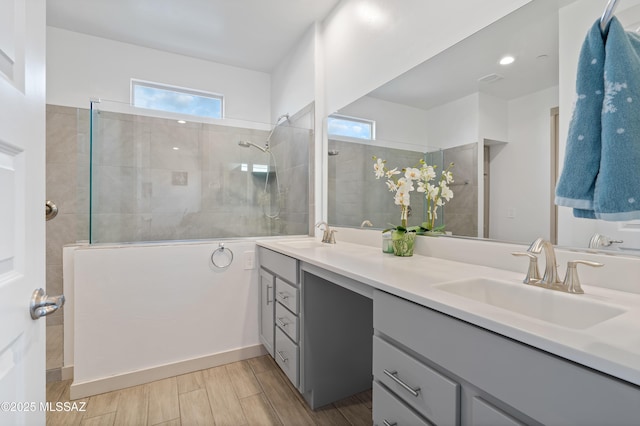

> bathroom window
[327,114,375,140]
[131,79,224,119]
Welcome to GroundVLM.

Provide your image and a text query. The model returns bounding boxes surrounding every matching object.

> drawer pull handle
[383,369,421,397]
[276,317,288,328]
[277,292,289,300]
[383,420,397,426]
[266,285,273,305]
[277,351,288,363]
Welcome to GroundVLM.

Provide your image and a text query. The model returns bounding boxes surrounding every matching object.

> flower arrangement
[373,156,454,236]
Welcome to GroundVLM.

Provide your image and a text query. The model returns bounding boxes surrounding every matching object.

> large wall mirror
[327,0,640,254]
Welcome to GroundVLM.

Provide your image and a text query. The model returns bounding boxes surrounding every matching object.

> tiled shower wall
[91,106,312,243]
[45,105,89,378]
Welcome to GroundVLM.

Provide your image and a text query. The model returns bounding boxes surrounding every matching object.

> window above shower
[327,114,375,140]
[131,79,224,119]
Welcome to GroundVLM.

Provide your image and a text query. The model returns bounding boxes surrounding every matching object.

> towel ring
[211,243,234,268]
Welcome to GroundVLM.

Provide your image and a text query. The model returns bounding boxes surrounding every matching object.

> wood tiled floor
[46,355,372,426]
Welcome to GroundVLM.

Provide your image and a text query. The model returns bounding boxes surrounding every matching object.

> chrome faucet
[360,220,373,228]
[518,237,604,294]
[316,221,336,244]
[527,238,562,287]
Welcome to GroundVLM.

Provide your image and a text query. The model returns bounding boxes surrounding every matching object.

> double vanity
[257,234,640,425]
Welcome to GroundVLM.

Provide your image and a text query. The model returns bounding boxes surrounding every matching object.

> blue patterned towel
[556,18,640,221]
[555,19,605,217]
[594,17,640,220]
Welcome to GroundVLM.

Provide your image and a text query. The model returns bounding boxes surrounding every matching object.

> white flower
[394,191,410,206]
[385,180,397,192]
[442,171,454,184]
[397,177,414,194]
[385,167,400,178]
[416,181,426,193]
[374,158,385,179]
[421,165,436,181]
[405,167,421,181]
[440,184,453,201]
[426,183,439,201]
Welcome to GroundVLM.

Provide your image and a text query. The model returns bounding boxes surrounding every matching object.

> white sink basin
[434,278,626,329]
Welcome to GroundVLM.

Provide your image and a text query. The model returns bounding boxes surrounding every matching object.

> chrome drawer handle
[383,369,421,397]
[266,285,273,305]
[276,317,289,328]
[383,420,397,426]
[277,291,289,300]
[277,351,288,363]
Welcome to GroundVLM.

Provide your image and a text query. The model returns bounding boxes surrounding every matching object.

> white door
[0,0,48,425]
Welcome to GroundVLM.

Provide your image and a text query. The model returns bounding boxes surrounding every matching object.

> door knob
[45,200,58,221]
[30,288,65,320]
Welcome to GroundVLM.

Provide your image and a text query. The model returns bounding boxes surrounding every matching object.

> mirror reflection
[327,0,640,253]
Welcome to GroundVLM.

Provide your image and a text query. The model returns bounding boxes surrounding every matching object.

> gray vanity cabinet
[257,247,300,386]
[258,268,275,357]
[373,289,640,426]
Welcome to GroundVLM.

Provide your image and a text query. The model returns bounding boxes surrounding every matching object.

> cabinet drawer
[275,328,299,387]
[259,247,298,283]
[276,277,299,314]
[471,397,524,426]
[373,335,459,426]
[275,301,298,342]
[373,381,432,426]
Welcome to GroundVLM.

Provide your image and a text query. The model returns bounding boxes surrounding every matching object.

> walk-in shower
[89,100,311,243]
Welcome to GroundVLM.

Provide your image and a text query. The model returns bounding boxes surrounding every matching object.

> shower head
[238,140,268,152]
[265,113,291,146]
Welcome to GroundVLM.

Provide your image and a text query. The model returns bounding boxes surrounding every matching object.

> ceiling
[46,0,341,73]
[366,1,561,111]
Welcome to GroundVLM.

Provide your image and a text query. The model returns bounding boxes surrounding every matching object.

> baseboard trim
[61,365,74,381]
[69,344,267,399]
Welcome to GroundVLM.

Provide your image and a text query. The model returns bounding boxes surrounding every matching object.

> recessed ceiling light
[177,120,186,124]
[172,147,179,151]
[499,56,515,66]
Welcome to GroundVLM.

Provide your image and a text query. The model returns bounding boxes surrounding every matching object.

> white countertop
[257,237,640,388]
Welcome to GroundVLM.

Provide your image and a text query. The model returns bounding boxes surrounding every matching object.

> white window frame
[131,79,224,119]
[327,114,376,140]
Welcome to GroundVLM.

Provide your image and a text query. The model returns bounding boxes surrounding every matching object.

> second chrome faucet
[512,238,603,294]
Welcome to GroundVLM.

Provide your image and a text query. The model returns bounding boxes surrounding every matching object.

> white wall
[425,93,479,149]
[490,86,558,243]
[271,24,316,123]
[322,0,531,114]
[46,27,271,124]
[337,95,430,151]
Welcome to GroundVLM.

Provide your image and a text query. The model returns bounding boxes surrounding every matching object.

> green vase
[392,231,415,257]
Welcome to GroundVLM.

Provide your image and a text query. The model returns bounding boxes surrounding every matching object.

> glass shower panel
[89,99,312,243]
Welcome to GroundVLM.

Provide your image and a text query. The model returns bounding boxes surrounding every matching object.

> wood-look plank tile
[46,379,69,403]
[334,394,372,426]
[83,390,119,419]
[178,389,214,426]
[80,411,116,426]
[47,380,87,426]
[225,360,262,398]
[112,384,149,426]
[255,370,314,426]
[153,419,181,426]
[305,404,351,426]
[247,355,277,375]
[240,393,282,426]
[147,377,179,425]
[176,370,205,394]
[355,388,373,409]
[203,365,248,425]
